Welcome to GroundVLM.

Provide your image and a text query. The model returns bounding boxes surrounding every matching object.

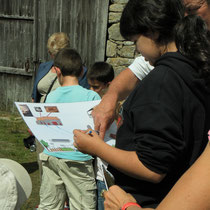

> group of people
[31,32,115,209]
[28,0,210,209]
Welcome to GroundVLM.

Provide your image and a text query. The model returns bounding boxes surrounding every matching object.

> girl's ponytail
[175,15,210,82]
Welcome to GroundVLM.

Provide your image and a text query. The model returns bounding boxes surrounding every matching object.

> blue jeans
[97,180,106,210]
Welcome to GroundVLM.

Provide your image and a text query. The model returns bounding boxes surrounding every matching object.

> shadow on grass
[22,161,39,174]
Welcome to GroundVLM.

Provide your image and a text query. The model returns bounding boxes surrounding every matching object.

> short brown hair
[54,48,83,77]
[87,62,114,84]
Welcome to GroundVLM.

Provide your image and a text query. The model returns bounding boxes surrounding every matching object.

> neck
[59,75,79,87]
[161,41,177,55]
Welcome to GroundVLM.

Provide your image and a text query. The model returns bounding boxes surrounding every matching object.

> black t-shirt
[108,52,210,208]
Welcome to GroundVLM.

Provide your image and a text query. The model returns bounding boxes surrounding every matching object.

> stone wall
[106,0,137,76]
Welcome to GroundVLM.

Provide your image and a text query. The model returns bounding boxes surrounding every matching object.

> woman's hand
[104,185,138,210]
[73,129,105,155]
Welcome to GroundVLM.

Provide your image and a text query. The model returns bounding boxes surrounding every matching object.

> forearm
[95,141,164,183]
[91,68,139,138]
[155,143,210,210]
[103,68,139,102]
[73,129,164,182]
[123,144,210,210]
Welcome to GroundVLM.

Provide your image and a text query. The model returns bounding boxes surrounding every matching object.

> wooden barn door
[37,0,109,69]
[0,0,109,112]
[0,0,38,111]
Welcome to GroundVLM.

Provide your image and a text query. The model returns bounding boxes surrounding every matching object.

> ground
[0,111,40,210]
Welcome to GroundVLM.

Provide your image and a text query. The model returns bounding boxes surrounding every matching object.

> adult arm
[92,68,139,139]
[92,56,153,139]
[104,142,210,210]
[73,129,165,183]
[155,142,210,210]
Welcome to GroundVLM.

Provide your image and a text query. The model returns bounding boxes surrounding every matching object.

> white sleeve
[128,56,154,80]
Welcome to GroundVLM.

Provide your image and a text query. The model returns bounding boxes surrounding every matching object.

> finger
[104,189,121,210]
[100,189,107,198]
[99,125,107,140]
[103,190,108,198]
[98,119,113,140]
[73,141,78,148]
[73,129,88,138]
[99,131,105,140]
[82,129,89,134]
[93,120,100,134]
[74,129,96,144]
[127,193,137,203]
[88,129,100,137]
[73,129,81,136]
[74,128,93,136]
[73,135,78,147]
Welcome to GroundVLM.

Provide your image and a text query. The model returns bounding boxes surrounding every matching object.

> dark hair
[54,48,83,77]
[120,0,185,45]
[175,15,210,79]
[120,0,210,80]
[87,62,115,84]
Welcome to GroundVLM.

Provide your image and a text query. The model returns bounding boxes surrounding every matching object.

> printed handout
[15,100,116,152]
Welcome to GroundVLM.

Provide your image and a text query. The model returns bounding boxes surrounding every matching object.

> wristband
[121,202,141,210]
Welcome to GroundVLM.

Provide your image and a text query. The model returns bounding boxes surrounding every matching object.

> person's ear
[106,81,111,88]
[55,67,62,77]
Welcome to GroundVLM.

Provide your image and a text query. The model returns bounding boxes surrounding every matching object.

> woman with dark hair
[73,0,210,208]
[92,0,210,140]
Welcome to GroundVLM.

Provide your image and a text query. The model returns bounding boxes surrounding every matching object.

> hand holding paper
[73,129,105,155]
[15,101,116,152]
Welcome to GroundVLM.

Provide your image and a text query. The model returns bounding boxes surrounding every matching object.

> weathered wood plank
[0,0,110,112]
[0,66,33,76]
[37,0,109,69]
[0,0,34,17]
[0,72,33,112]
[0,14,34,21]
[0,17,34,69]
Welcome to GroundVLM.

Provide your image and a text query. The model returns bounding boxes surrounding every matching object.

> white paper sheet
[15,100,116,152]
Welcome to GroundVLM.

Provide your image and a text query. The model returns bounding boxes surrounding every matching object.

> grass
[0,111,40,210]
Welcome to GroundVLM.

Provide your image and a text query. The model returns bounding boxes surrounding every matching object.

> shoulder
[152,66,185,98]
[45,88,60,103]
[129,56,154,80]
[35,61,54,81]
[38,60,53,71]
[127,66,184,108]
[145,65,182,88]
[83,88,101,100]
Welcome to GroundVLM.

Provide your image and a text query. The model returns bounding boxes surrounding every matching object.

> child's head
[54,48,83,78]
[87,62,114,96]
[120,0,210,80]
[120,0,185,45]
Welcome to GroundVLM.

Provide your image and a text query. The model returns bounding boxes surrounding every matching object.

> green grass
[0,111,40,210]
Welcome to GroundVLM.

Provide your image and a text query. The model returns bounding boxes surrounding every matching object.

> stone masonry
[106,0,138,76]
